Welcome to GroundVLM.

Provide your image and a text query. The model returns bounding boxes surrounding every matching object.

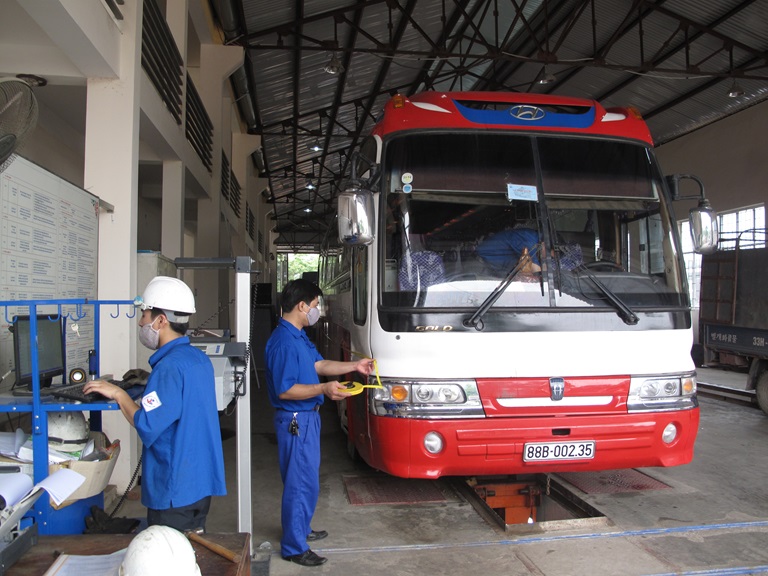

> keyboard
[51,379,136,403]
[11,387,56,397]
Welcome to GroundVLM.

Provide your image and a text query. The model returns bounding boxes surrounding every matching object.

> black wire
[223,282,260,417]
[109,452,142,518]
[235,282,260,394]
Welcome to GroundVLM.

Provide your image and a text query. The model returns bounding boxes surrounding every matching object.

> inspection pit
[460,474,609,533]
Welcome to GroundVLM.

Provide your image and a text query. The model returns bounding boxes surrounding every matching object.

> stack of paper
[0,429,79,467]
[0,469,86,541]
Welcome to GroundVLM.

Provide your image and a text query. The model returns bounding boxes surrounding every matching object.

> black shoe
[306,530,328,542]
[283,549,328,566]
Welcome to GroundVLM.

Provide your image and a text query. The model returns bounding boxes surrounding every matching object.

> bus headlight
[628,373,698,412]
[370,380,484,418]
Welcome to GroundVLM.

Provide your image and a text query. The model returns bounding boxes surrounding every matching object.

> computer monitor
[11,315,66,390]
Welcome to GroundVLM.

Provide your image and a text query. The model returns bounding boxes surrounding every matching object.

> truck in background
[699,229,768,414]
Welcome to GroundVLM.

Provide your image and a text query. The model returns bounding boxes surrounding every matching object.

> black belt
[277,405,320,412]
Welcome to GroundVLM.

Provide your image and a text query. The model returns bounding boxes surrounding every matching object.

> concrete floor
[118,366,768,575]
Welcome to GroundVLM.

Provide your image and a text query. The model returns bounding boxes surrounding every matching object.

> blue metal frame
[0,298,135,534]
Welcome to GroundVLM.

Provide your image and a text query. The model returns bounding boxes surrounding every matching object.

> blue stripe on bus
[454,100,596,128]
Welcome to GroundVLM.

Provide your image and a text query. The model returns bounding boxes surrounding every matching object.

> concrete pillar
[161,161,185,259]
[83,0,142,490]
[232,134,262,197]
[195,44,243,326]
[165,0,189,58]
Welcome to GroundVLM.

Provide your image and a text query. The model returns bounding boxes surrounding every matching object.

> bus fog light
[424,431,444,454]
[662,423,678,444]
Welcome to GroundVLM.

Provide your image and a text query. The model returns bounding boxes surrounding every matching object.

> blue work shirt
[265,319,324,411]
[477,228,541,271]
[134,336,226,510]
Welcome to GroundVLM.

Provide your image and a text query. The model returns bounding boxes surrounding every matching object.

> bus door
[345,244,374,462]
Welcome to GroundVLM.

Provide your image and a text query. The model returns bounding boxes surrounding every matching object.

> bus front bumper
[363,408,699,479]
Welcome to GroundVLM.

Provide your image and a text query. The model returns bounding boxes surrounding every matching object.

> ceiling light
[306,178,316,190]
[537,66,556,85]
[728,79,745,98]
[324,53,344,75]
[307,138,323,152]
[303,206,312,213]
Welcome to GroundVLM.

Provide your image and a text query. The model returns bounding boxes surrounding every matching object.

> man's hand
[83,379,124,401]
[83,380,140,427]
[323,380,353,401]
[355,358,376,376]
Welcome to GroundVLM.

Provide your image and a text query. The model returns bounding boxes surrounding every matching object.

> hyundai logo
[509,105,546,121]
[549,377,565,401]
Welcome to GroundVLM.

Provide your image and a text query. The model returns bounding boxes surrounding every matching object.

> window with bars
[230,170,241,218]
[246,203,255,241]
[221,152,230,201]
[680,204,765,307]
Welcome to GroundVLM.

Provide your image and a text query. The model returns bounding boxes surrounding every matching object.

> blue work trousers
[274,408,321,557]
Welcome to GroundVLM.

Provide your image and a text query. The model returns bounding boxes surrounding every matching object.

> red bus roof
[373,92,653,145]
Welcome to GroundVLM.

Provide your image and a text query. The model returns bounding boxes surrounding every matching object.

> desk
[7,533,250,575]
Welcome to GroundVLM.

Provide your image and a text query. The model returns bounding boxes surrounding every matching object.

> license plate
[523,441,595,462]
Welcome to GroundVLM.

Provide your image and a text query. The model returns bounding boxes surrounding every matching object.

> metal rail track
[697,381,758,409]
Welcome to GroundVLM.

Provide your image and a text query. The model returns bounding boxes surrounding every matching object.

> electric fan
[0,78,38,173]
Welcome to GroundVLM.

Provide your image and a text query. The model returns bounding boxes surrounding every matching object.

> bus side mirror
[666,174,718,255]
[337,184,375,246]
[689,199,718,255]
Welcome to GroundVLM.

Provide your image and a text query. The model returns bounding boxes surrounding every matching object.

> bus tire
[756,370,768,416]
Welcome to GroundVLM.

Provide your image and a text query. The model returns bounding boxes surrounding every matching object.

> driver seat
[399,251,445,291]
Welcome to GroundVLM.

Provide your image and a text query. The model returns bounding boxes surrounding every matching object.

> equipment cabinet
[0,298,134,534]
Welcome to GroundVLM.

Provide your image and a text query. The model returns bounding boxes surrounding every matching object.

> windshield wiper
[463,244,542,331]
[574,265,639,325]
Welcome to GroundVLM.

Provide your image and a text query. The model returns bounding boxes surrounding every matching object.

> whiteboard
[0,156,100,390]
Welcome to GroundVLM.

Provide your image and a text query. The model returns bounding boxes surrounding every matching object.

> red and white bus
[319,91,717,479]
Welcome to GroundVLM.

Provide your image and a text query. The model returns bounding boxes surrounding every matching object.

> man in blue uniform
[266,279,375,567]
[85,276,226,531]
[477,227,541,274]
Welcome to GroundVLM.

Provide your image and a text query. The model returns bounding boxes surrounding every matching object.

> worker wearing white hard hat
[85,276,226,532]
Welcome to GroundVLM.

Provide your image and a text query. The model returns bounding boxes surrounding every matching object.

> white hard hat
[48,412,89,452]
[139,276,196,318]
[120,525,201,576]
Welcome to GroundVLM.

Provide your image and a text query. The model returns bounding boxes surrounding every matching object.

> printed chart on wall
[0,156,100,392]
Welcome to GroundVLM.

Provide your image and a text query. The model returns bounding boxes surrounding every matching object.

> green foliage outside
[288,253,319,280]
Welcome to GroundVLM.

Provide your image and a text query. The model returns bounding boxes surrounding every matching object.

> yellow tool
[341,359,383,396]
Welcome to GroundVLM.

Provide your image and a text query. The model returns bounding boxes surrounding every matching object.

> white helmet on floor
[138,276,195,321]
[47,411,89,452]
[119,525,201,576]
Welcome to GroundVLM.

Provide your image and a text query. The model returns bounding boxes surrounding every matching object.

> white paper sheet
[0,469,86,540]
[43,549,126,576]
[17,439,76,464]
[0,472,34,507]
[37,468,86,507]
[0,429,27,458]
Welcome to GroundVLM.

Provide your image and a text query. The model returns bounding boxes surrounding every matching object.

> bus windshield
[380,133,688,312]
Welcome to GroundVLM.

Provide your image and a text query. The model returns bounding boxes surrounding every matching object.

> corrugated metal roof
[211,0,768,249]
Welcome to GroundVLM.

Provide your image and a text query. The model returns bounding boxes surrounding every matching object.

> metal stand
[0,522,38,575]
[175,257,256,555]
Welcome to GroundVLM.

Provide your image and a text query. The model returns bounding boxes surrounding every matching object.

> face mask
[306,306,320,327]
[138,317,161,350]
